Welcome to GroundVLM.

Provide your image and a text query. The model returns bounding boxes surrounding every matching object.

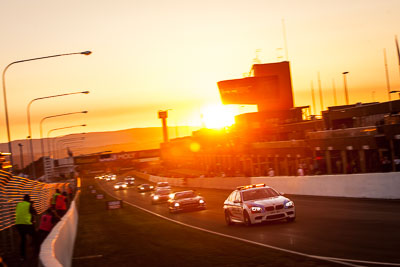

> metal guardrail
[0,170,69,231]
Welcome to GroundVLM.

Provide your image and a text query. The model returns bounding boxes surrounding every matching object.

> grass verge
[73,177,342,267]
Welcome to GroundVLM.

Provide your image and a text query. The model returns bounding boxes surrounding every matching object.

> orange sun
[200,104,236,129]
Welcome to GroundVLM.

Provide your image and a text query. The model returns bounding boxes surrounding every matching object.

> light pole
[384,48,391,101]
[18,143,24,172]
[27,92,89,178]
[342,72,349,105]
[40,111,88,157]
[47,124,86,158]
[2,50,91,170]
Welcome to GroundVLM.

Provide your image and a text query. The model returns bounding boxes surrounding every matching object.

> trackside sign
[106,200,123,210]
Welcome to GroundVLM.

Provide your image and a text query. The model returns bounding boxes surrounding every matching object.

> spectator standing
[67,185,74,202]
[268,168,275,177]
[37,208,59,246]
[381,157,391,172]
[297,165,304,176]
[50,189,61,209]
[55,192,68,217]
[394,157,400,172]
[15,194,37,260]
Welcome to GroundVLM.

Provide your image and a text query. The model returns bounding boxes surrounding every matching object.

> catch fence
[0,170,70,231]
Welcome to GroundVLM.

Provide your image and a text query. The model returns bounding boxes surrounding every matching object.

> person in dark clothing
[15,194,37,260]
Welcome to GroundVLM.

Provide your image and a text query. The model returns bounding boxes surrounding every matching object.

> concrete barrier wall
[131,171,252,190]
[148,175,184,186]
[39,193,79,267]
[252,172,400,199]
[130,171,184,186]
[186,177,252,190]
[131,171,150,181]
[132,171,400,199]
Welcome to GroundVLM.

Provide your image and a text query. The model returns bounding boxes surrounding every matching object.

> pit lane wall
[131,171,400,199]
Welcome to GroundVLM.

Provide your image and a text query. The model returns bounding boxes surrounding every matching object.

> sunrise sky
[1,0,400,143]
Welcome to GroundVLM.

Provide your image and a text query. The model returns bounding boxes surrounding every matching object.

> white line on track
[98,181,400,267]
[73,255,103,260]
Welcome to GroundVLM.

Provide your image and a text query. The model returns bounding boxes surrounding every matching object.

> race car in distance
[124,176,135,186]
[151,187,172,204]
[114,182,128,190]
[137,184,154,192]
[223,184,295,226]
[168,190,206,213]
[155,181,170,189]
[104,174,116,181]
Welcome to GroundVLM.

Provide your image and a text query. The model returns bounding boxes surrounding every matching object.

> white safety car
[223,184,295,226]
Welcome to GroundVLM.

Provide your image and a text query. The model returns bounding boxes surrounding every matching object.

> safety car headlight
[251,206,262,213]
[199,199,205,204]
[174,202,180,207]
[285,201,294,208]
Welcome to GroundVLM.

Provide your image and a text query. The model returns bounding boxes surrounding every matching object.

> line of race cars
[97,175,296,226]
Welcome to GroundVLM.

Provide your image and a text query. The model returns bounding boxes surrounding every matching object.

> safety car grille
[265,204,284,211]
[266,213,285,220]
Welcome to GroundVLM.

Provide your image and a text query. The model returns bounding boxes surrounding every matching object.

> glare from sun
[201,104,236,129]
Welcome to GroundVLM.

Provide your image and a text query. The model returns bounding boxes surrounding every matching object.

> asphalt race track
[97,176,400,266]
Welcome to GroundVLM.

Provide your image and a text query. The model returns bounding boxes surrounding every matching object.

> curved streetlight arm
[26,92,89,178]
[4,52,92,74]
[57,138,85,158]
[40,111,88,138]
[2,50,91,169]
[40,111,88,157]
[342,72,350,105]
[47,124,86,137]
[47,124,86,158]
[28,92,89,134]
[57,137,86,145]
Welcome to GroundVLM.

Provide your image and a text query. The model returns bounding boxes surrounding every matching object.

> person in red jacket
[55,192,68,217]
[37,208,60,246]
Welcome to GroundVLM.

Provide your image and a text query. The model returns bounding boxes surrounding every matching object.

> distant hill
[0,126,198,168]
